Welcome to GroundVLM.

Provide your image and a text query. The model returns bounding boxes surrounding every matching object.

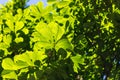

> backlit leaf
[57,1,69,8]
[48,22,65,41]
[14,53,34,66]
[15,60,29,69]
[71,54,84,73]
[2,58,17,70]
[3,34,12,45]
[55,38,72,51]
[22,28,29,34]
[15,21,24,32]
[1,70,17,79]
[15,37,24,43]
[33,41,53,51]
[35,22,52,42]
[6,20,14,31]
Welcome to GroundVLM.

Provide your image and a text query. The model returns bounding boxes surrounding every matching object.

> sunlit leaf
[1,70,17,79]
[26,51,37,62]
[71,54,84,73]
[57,1,69,8]
[17,8,22,14]
[24,8,30,16]
[33,41,53,51]
[2,58,17,70]
[22,28,29,34]
[30,5,41,17]
[36,51,47,62]
[48,22,65,41]
[15,21,24,32]
[15,60,29,69]
[42,6,53,16]
[3,34,12,45]
[3,27,11,34]
[37,2,44,12]
[55,38,72,51]
[35,22,52,42]
[6,20,14,31]
[5,13,14,21]
[14,53,34,66]
[15,37,24,43]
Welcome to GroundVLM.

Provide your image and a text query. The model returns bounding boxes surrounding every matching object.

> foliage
[0,0,75,80]
[73,0,120,79]
[0,0,120,80]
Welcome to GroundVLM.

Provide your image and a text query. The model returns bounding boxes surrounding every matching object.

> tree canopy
[0,0,120,80]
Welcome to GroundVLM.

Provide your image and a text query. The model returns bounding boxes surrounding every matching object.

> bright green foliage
[2,58,16,70]
[0,0,120,80]
[2,70,17,79]
[0,0,75,80]
[71,54,84,73]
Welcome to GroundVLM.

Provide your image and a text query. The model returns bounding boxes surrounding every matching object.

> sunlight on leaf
[15,37,24,43]
[71,54,84,73]
[2,58,17,70]
[14,53,34,66]
[55,38,72,51]
[48,22,65,41]
[1,70,17,79]
[15,21,24,32]
[3,34,12,45]
[6,20,14,31]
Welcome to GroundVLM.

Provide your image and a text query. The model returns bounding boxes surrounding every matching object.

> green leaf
[34,21,66,50]
[26,50,47,63]
[37,2,44,12]
[22,28,29,35]
[24,8,30,16]
[42,6,53,16]
[31,32,42,42]
[2,58,17,70]
[33,41,53,51]
[14,53,34,66]
[35,22,52,42]
[71,54,84,73]
[0,43,9,50]
[30,5,41,17]
[25,51,38,63]
[5,13,14,21]
[3,27,11,34]
[55,38,72,51]
[14,14,22,21]
[3,34,12,45]
[15,60,29,69]
[6,20,14,31]
[54,16,67,25]
[15,37,24,43]
[14,9,22,21]
[1,70,17,79]
[15,21,24,32]
[36,51,47,62]
[44,13,53,22]
[17,8,22,14]
[57,1,69,8]
[48,22,65,41]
